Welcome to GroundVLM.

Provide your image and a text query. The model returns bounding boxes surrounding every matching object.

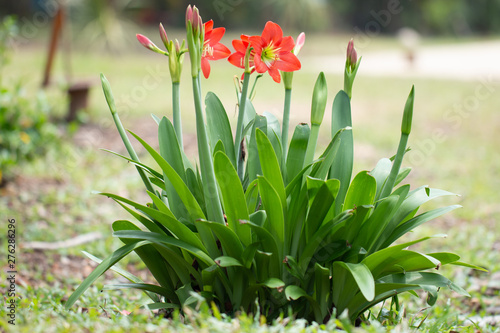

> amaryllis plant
[66,5,483,325]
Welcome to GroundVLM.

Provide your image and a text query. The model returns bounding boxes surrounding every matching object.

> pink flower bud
[346,39,357,70]
[136,34,155,50]
[136,34,165,55]
[186,5,193,26]
[293,32,305,55]
[159,23,168,47]
[174,39,181,53]
[192,6,201,33]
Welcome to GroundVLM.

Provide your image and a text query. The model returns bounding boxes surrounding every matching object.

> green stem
[379,133,409,199]
[234,72,251,180]
[343,68,353,100]
[303,124,320,167]
[101,74,155,194]
[110,111,155,195]
[192,74,224,224]
[282,88,292,159]
[172,81,183,148]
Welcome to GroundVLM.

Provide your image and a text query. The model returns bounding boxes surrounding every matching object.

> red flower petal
[207,27,226,45]
[201,57,211,78]
[228,53,245,68]
[253,54,268,73]
[261,21,283,45]
[277,36,295,53]
[232,39,249,54]
[204,20,214,32]
[248,36,264,53]
[276,52,301,71]
[267,65,281,83]
[209,43,231,60]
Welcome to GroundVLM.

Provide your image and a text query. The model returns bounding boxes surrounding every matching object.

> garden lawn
[1,31,499,332]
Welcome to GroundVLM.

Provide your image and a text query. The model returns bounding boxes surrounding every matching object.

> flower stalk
[281,86,292,158]
[304,72,328,166]
[379,85,415,199]
[281,33,304,158]
[344,39,361,99]
[235,70,251,180]
[192,74,224,224]
[100,74,155,194]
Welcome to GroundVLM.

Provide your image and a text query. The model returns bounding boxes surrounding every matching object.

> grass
[1,26,499,332]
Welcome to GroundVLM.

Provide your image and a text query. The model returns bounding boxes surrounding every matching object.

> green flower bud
[311,72,328,126]
[401,85,415,135]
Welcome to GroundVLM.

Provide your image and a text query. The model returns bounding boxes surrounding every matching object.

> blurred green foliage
[3,0,500,37]
[0,17,60,183]
[331,0,500,35]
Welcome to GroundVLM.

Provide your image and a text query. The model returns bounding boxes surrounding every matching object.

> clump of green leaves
[66,8,483,326]
[0,17,59,183]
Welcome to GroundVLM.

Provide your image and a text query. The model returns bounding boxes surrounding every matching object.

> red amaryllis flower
[201,20,231,78]
[228,34,255,74]
[249,21,301,83]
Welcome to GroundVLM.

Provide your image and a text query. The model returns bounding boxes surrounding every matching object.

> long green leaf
[214,151,251,246]
[256,129,286,209]
[191,76,225,224]
[196,220,244,260]
[65,240,151,309]
[382,205,461,248]
[241,220,281,278]
[246,115,267,184]
[101,149,163,179]
[305,179,340,242]
[329,90,353,215]
[112,220,177,300]
[100,192,206,253]
[286,123,310,184]
[347,282,419,321]
[379,271,469,296]
[128,131,205,222]
[103,283,173,299]
[362,235,446,276]
[158,117,189,220]
[128,130,219,257]
[258,176,285,255]
[370,158,392,201]
[263,112,283,166]
[310,126,350,180]
[206,92,236,167]
[314,263,331,320]
[332,261,375,315]
[343,171,377,211]
[82,250,160,303]
[299,211,354,272]
[113,230,215,267]
[245,179,259,213]
[352,194,400,256]
[285,285,323,323]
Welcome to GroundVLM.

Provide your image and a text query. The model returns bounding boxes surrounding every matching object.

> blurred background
[1,0,499,329]
[4,0,500,34]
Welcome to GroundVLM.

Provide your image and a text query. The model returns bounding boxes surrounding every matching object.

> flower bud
[344,39,361,99]
[346,39,357,72]
[401,85,415,135]
[193,6,201,34]
[311,72,328,126]
[294,32,305,56]
[186,5,193,27]
[159,23,168,48]
[174,39,181,53]
[136,34,165,55]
